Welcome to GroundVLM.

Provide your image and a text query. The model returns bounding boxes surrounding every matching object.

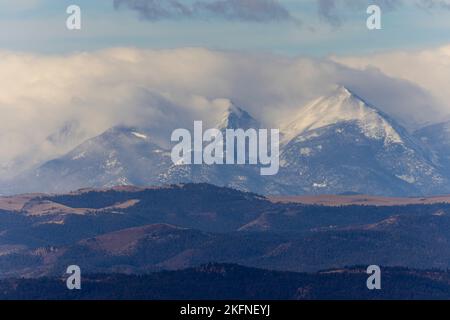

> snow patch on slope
[131,132,148,140]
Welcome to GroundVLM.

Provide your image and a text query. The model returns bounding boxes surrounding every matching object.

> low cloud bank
[0,46,447,178]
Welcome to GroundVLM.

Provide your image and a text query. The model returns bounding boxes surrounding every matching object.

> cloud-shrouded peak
[217,100,260,130]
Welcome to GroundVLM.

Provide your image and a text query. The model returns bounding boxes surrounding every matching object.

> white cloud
[0,47,446,178]
[332,45,450,122]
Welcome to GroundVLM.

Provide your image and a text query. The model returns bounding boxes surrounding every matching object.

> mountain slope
[4,126,172,194]
[414,120,450,174]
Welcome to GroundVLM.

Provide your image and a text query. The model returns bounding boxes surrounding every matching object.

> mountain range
[2,183,450,278]
[2,86,450,196]
[3,263,450,300]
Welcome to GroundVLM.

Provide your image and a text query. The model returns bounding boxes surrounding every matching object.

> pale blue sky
[0,0,450,56]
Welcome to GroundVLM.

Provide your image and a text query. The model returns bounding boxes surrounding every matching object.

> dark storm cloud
[113,0,296,23]
[113,0,192,20]
[193,0,293,22]
[317,0,401,26]
[317,0,450,26]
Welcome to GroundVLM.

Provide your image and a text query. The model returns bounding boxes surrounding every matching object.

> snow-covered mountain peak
[282,86,403,145]
[217,102,260,130]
